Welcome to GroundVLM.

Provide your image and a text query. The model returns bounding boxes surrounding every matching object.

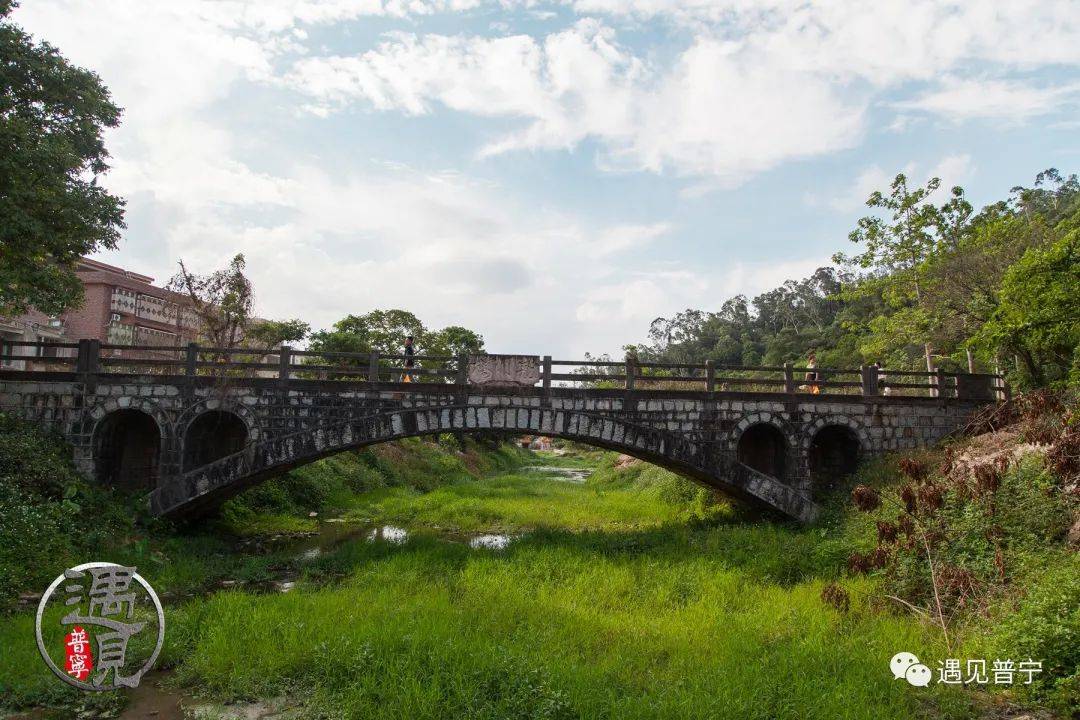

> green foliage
[167,253,254,349]
[247,318,310,351]
[305,309,485,378]
[147,509,943,720]
[979,226,1080,386]
[990,557,1080,714]
[0,1,125,316]
[588,454,722,517]
[0,413,131,613]
[847,436,1077,713]
[312,308,425,356]
[834,173,945,278]
[428,324,486,357]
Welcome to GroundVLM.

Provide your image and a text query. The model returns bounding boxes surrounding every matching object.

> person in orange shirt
[805,351,820,394]
[402,336,415,383]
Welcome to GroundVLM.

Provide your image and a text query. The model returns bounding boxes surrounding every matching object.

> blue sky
[15,1,1080,357]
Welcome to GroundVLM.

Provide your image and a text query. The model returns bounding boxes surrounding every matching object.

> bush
[0,414,132,613]
[991,556,1080,714]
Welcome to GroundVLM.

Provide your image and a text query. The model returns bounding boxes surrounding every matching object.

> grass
[338,470,716,533]
[160,532,954,720]
[1,433,1073,718]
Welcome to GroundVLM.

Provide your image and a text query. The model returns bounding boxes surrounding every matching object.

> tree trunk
[1018,348,1044,386]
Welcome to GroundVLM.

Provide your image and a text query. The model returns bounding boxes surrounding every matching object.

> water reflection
[469,534,513,549]
[367,525,409,544]
[520,466,590,483]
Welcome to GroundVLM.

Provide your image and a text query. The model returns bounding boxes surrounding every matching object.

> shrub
[0,414,132,612]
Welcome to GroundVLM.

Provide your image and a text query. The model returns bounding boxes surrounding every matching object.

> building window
[135,326,178,347]
[0,338,15,367]
[106,322,136,346]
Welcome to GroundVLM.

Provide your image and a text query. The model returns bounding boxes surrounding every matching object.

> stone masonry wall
[0,374,989,520]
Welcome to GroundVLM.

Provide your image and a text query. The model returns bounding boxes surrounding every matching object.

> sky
[14,1,1080,357]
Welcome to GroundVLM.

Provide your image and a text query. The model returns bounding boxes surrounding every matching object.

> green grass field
[2,446,1067,719]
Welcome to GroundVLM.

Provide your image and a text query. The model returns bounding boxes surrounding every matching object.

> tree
[168,255,254,351]
[306,309,486,379]
[166,253,307,355]
[247,319,310,353]
[978,224,1080,386]
[834,173,955,376]
[425,325,484,358]
[320,309,425,356]
[0,1,125,317]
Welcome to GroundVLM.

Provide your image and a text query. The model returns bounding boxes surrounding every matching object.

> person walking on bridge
[804,352,820,394]
[402,336,415,383]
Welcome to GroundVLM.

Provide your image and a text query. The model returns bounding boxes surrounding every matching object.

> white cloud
[717,257,830,300]
[624,37,863,182]
[589,223,672,257]
[813,154,973,214]
[554,1,1080,75]
[574,270,709,352]
[893,77,1080,123]
[282,1,1080,183]
[927,153,974,191]
[288,22,865,182]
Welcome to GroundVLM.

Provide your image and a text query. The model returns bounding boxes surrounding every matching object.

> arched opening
[737,423,788,480]
[809,425,861,489]
[183,410,248,471]
[94,409,161,490]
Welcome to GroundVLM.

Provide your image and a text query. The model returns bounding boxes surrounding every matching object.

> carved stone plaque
[467,354,541,387]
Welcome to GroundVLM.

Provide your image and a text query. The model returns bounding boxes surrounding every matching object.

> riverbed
[1,455,955,720]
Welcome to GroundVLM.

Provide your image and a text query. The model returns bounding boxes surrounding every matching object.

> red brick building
[1,258,200,369]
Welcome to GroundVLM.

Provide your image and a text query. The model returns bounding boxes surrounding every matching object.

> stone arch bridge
[0,341,1006,523]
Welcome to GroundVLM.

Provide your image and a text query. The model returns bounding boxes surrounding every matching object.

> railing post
[861,364,878,396]
[185,343,198,377]
[278,345,291,388]
[934,367,947,399]
[705,359,715,393]
[542,355,551,393]
[625,356,636,391]
[368,352,379,383]
[457,354,468,385]
[76,338,91,373]
[784,362,795,394]
[86,339,100,373]
[78,338,100,394]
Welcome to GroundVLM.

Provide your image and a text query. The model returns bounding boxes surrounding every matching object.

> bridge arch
[182,409,250,472]
[92,408,163,490]
[151,405,818,523]
[176,398,261,442]
[736,423,790,482]
[803,416,870,489]
[732,413,796,483]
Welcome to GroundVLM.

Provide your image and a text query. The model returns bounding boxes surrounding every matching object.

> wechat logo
[890,652,931,687]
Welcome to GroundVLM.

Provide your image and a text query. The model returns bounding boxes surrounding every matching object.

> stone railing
[0,339,1009,401]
